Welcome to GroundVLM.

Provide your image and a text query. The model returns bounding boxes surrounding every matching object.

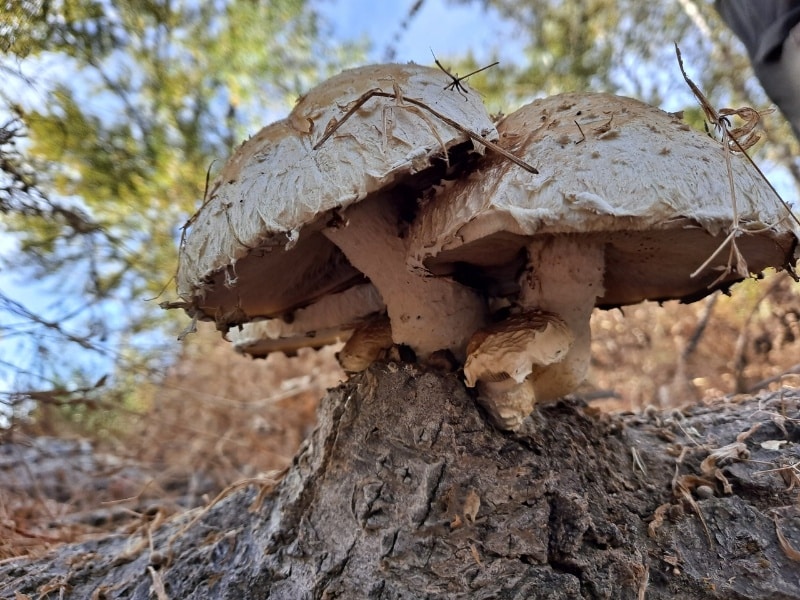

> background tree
[0,0,362,406]
[449,0,799,184]
[2,0,797,404]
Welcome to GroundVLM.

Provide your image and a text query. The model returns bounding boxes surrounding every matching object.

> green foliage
[0,0,364,394]
[454,1,797,149]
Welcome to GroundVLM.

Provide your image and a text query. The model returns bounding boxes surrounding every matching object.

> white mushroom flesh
[463,311,574,387]
[519,236,606,401]
[475,376,536,431]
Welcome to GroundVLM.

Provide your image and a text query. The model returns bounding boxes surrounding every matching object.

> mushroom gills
[228,283,385,358]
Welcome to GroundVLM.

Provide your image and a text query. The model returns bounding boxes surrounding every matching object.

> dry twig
[431,50,499,99]
[313,88,538,174]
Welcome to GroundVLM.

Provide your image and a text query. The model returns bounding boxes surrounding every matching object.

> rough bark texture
[2,364,800,599]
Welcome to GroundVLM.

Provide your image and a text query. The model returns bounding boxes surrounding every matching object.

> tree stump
[2,364,799,599]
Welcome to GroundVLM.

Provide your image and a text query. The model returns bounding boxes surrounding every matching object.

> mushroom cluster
[175,66,799,430]
[177,63,499,363]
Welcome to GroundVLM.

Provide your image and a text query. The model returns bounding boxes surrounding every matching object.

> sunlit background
[1,0,798,559]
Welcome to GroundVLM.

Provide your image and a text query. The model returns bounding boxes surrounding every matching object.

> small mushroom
[410,92,799,429]
[177,63,498,361]
[463,310,573,430]
[335,315,394,373]
[227,283,383,357]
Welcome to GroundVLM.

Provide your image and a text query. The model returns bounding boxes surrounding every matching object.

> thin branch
[683,293,719,360]
[746,364,800,395]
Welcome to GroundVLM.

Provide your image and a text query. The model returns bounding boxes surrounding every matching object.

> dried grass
[0,324,344,561]
[587,271,800,411]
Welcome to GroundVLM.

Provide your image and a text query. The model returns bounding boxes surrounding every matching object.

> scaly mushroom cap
[177,63,498,332]
[409,92,799,306]
[463,310,575,430]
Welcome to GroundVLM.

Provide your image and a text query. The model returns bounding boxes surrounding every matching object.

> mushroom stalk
[323,193,487,359]
[520,236,606,400]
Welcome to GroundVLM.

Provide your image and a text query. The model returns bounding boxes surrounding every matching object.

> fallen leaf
[463,488,480,524]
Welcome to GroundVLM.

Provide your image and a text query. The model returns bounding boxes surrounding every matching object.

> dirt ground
[1,363,799,598]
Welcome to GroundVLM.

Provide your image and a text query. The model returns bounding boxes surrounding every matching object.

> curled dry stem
[775,518,800,562]
[675,44,800,286]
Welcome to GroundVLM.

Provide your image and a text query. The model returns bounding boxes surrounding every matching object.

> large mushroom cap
[177,63,498,332]
[409,92,799,307]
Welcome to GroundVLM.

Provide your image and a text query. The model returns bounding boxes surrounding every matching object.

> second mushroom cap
[409,92,798,429]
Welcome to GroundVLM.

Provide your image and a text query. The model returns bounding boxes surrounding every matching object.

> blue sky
[316,0,520,65]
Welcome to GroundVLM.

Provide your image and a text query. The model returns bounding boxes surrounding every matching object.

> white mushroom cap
[177,63,498,331]
[409,92,799,305]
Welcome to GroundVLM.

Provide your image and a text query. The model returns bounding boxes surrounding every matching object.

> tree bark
[2,364,799,599]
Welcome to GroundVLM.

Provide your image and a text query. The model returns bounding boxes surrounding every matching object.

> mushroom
[227,283,384,357]
[463,310,574,430]
[176,63,500,361]
[409,92,799,429]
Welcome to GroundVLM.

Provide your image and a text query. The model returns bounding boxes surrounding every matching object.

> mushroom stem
[520,236,606,400]
[323,193,487,360]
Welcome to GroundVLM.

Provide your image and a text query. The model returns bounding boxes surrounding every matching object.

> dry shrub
[129,324,344,488]
[0,434,175,562]
[0,324,345,561]
[588,270,800,411]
